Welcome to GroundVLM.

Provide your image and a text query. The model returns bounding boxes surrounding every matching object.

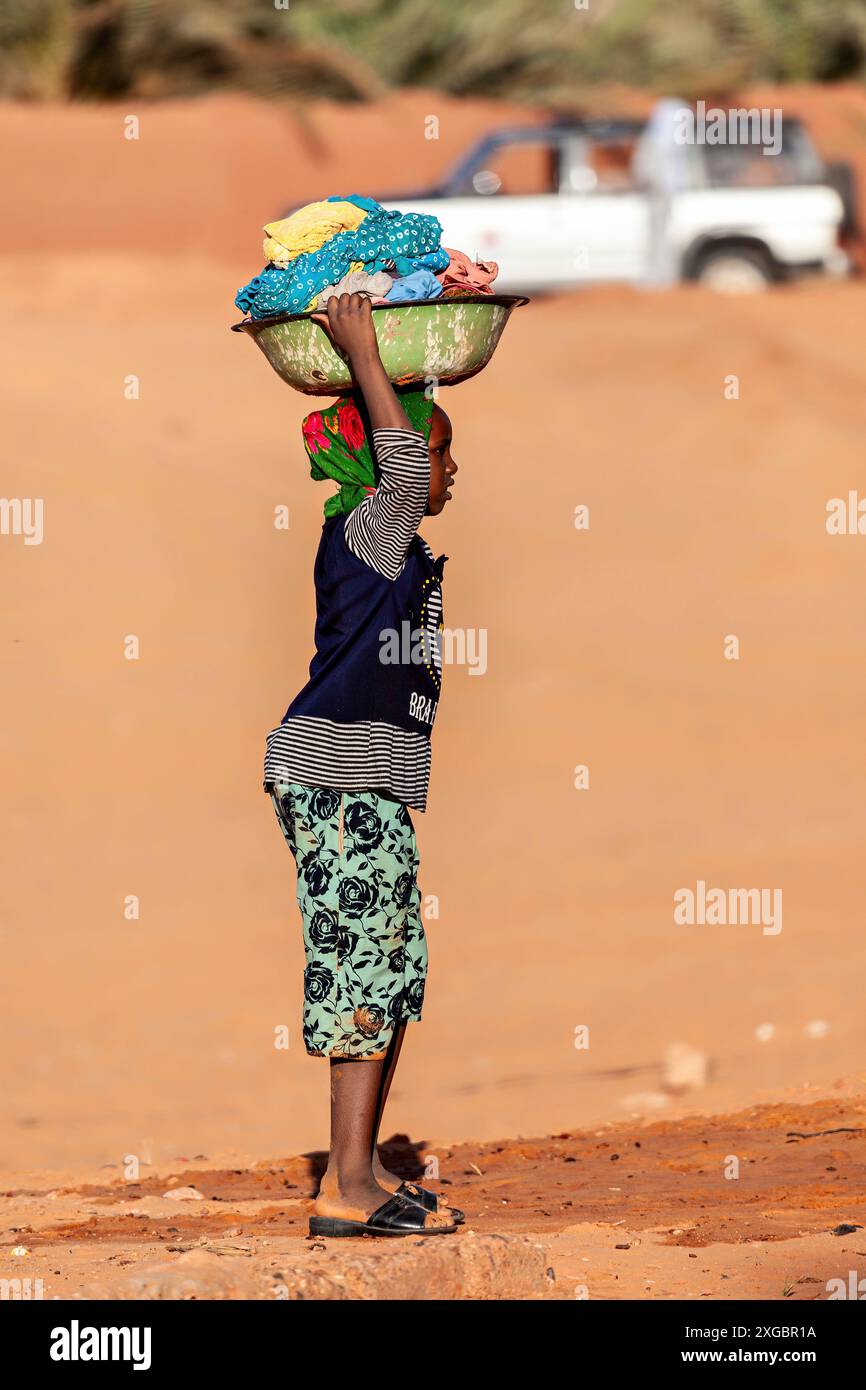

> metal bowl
[230,294,528,395]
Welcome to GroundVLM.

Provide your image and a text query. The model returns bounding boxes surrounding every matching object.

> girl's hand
[313,293,379,364]
[313,291,409,431]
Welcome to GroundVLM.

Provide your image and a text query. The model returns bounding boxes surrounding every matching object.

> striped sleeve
[344,427,429,581]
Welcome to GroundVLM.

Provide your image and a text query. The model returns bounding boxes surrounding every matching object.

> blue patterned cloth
[235,196,445,319]
[385,269,444,302]
[327,193,385,215]
[392,247,449,276]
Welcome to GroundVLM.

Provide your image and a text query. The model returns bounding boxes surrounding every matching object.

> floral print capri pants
[270,782,428,1059]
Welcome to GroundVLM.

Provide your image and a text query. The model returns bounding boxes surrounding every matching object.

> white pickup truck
[383,112,853,293]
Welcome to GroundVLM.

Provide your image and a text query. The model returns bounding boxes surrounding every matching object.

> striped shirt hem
[263,716,432,812]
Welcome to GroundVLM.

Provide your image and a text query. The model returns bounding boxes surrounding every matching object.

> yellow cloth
[263,201,368,268]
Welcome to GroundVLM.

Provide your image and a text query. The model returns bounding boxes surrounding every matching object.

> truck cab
[383,113,850,292]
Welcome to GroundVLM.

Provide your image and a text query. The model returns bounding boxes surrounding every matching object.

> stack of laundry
[234,194,498,320]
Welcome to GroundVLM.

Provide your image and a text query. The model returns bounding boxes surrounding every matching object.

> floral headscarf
[302,390,435,518]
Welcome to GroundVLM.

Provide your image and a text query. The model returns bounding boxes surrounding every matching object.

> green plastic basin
[231,294,528,395]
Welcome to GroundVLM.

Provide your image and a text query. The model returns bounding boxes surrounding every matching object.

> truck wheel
[694,246,773,293]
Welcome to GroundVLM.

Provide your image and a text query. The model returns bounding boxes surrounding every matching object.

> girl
[265,292,463,1237]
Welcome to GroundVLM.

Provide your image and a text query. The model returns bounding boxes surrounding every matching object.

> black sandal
[396,1180,465,1225]
[309,1191,458,1238]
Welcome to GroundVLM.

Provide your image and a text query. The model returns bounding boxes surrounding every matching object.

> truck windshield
[450,138,559,196]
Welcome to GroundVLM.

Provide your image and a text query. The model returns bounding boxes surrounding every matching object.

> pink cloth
[435,247,498,294]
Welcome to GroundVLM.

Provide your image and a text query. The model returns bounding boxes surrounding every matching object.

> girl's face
[426,404,457,516]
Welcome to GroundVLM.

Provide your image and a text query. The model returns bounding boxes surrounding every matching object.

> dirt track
[4,1093,865,1299]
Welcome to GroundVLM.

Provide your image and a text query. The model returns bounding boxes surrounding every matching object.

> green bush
[2,0,866,102]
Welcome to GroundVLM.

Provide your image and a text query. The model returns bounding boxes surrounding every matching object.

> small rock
[662,1042,710,1092]
[162,1185,204,1202]
[805,1020,830,1039]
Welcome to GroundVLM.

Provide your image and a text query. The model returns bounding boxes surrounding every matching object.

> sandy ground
[4,1092,865,1300]
[3,89,866,1298]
